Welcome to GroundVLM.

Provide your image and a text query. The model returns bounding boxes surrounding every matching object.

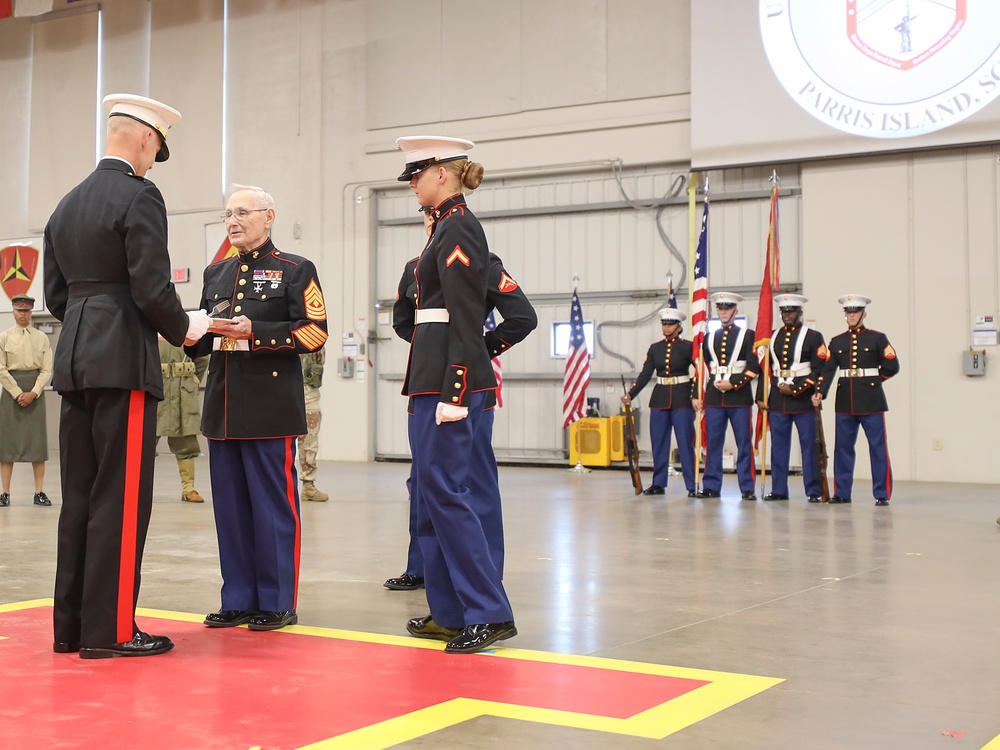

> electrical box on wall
[963,349,986,376]
[337,357,355,378]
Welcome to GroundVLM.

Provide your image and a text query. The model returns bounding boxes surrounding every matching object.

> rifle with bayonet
[814,399,831,503]
[621,375,643,495]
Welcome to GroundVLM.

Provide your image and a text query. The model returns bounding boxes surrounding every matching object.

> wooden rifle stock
[814,402,831,502]
[621,376,643,495]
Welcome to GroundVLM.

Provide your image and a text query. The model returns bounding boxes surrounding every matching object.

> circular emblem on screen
[759,1,1000,138]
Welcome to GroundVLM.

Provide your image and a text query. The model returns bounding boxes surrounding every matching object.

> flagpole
[757,171,780,496]
[688,173,702,491]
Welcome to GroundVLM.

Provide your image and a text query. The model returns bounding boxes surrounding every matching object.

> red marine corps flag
[1,244,40,304]
[753,174,781,491]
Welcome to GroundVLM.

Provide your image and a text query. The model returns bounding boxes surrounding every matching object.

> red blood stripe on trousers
[284,437,302,610]
[118,390,145,642]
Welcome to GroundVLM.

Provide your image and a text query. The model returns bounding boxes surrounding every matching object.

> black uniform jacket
[628,336,696,409]
[186,239,328,438]
[395,245,536,411]
[702,324,760,408]
[401,194,498,407]
[43,158,189,399]
[819,326,899,414]
[756,324,828,414]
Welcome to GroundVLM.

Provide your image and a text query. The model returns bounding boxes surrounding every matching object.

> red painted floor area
[0,606,709,749]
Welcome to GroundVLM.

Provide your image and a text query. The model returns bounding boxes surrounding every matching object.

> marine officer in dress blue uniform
[813,295,899,506]
[699,292,760,501]
[45,94,211,658]
[622,307,697,497]
[385,206,537,592]
[395,135,518,654]
[188,184,328,631]
[755,294,829,502]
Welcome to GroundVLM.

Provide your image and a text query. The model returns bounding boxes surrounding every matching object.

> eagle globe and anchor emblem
[759,1,1000,138]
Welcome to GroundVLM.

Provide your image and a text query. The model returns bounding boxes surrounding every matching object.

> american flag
[484,311,503,409]
[562,290,590,429]
[690,197,709,369]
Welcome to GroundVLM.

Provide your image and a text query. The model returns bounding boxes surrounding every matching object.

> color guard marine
[814,294,899,506]
[622,307,697,497]
[699,292,760,500]
[755,294,829,502]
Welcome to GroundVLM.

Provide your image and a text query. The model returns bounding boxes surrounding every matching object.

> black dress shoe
[33,492,52,506]
[642,485,665,496]
[828,495,852,504]
[697,489,721,498]
[53,642,80,653]
[807,495,823,503]
[763,493,789,501]
[247,610,298,631]
[383,574,425,591]
[79,631,174,659]
[444,621,517,654]
[875,498,890,506]
[687,490,697,497]
[742,491,758,501]
[0,493,9,507]
[204,610,258,628]
[406,614,462,642]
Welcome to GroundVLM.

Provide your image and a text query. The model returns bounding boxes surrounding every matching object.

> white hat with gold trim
[103,93,181,163]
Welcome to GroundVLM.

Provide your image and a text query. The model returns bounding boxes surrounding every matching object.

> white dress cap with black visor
[711,291,744,309]
[838,294,872,312]
[776,293,808,310]
[660,308,687,323]
[396,136,475,182]
[103,93,181,163]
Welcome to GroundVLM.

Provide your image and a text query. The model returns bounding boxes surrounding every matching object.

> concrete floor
[1,455,999,748]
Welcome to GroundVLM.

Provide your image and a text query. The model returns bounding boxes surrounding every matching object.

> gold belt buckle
[221,336,236,352]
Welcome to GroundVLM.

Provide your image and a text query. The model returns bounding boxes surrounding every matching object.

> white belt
[776,362,812,386]
[657,375,691,385]
[212,337,250,352]
[415,308,450,324]
[841,367,879,378]
[710,362,746,375]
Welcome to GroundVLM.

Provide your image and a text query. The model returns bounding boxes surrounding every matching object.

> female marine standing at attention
[395,136,516,654]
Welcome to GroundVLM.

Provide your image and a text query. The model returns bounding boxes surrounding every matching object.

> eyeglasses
[220,207,268,221]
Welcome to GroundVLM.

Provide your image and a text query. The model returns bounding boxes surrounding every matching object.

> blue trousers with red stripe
[703,406,756,493]
[54,388,158,647]
[405,406,505,578]
[768,411,820,497]
[834,413,893,501]
[649,408,695,491]
[209,437,301,612]
[410,393,512,629]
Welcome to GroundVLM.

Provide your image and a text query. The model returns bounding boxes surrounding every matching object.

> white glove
[184,309,211,344]
[435,402,469,425]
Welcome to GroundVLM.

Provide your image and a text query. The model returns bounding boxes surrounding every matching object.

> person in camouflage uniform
[298,348,328,502]
[156,339,209,502]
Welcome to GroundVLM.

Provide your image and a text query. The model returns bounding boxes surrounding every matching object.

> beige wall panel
[27,11,98,231]
[607,0,689,101]
[521,0,606,110]
[441,0,519,121]
[99,0,151,102]
[803,157,913,485]
[0,20,32,239]
[149,0,223,212]
[365,0,441,129]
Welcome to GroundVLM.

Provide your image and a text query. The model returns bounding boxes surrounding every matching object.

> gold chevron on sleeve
[303,279,327,321]
[293,322,328,350]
